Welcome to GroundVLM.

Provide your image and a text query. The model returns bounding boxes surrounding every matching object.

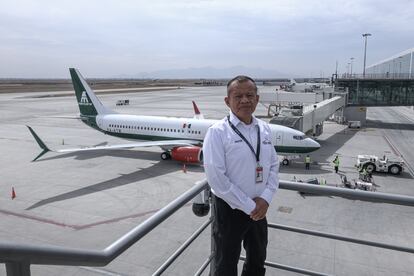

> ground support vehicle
[356,154,404,175]
[341,174,376,192]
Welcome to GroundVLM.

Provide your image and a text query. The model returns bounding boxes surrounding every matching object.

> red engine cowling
[171,146,203,163]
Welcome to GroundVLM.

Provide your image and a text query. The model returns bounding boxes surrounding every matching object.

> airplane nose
[307,138,320,150]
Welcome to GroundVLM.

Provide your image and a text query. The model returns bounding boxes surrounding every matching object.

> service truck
[356,154,404,175]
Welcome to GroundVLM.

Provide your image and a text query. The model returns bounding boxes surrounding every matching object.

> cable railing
[1,179,413,276]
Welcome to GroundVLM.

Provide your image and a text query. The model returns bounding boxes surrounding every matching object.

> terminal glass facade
[337,79,414,106]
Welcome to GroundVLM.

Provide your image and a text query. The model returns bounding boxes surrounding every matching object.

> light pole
[398,56,403,78]
[362,33,372,78]
[350,57,354,77]
[347,63,350,77]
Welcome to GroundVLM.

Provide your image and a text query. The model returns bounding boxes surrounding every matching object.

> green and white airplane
[27,68,320,163]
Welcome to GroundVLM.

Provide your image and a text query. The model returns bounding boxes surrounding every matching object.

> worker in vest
[305,155,311,170]
[360,167,368,181]
[333,155,340,173]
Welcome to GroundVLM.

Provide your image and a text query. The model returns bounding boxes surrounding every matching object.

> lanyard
[227,116,260,162]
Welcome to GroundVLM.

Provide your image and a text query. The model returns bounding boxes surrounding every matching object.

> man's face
[225,80,259,124]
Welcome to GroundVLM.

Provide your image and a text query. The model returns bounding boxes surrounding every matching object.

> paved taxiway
[0,86,413,275]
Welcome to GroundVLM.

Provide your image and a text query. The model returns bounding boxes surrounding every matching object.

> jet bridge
[263,90,346,135]
[301,96,346,135]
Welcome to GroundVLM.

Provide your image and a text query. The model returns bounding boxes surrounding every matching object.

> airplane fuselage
[86,114,320,154]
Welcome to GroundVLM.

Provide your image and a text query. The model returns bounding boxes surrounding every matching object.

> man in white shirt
[203,76,279,276]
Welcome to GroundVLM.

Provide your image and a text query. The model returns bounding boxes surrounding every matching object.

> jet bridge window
[293,135,305,140]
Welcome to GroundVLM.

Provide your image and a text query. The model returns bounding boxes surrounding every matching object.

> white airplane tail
[69,68,114,117]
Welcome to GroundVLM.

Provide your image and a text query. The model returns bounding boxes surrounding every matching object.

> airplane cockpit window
[293,135,305,140]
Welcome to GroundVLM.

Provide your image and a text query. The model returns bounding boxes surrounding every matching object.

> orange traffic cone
[11,187,16,200]
[182,164,187,173]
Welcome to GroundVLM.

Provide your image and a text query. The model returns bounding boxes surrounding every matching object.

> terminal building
[263,48,414,135]
[365,48,414,79]
[335,48,414,114]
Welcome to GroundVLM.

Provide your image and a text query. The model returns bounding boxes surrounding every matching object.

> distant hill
[118,66,290,79]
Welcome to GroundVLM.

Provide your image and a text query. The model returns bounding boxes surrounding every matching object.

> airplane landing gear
[161,152,171,160]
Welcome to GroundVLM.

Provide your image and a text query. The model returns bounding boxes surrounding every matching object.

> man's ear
[224,96,230,107]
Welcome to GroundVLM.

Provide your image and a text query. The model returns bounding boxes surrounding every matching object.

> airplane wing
[56,140,201,152]
[27,126,201,161]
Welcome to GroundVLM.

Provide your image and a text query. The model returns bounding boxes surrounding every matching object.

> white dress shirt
[203,111,279,215]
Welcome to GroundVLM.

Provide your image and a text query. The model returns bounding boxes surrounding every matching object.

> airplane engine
[171,146,203,163]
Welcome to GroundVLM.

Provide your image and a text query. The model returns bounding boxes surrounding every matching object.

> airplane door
[273,131,283,146]
[97,117,103,128]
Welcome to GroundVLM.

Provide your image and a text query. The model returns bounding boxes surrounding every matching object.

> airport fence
[1,179,414,276]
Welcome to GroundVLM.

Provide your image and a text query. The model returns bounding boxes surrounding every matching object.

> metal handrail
[0,179,208,274]
[153,218,212,275]
[268,223,414,254]
[280,181,414,207]
[1,179,414,275]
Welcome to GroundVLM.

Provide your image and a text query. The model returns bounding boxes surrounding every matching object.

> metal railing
[1,179,414,276]
[340,73,413,79]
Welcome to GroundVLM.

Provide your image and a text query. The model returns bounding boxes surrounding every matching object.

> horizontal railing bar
[268,223,414,254]
[153,218,212,276]
[0,245,105,266]
[280,180,414,207]
[240,255,331,276]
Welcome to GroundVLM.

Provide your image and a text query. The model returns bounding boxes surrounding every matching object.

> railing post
[5,261,31,276]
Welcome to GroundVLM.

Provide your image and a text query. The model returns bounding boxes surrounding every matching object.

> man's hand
[250,197,269,221]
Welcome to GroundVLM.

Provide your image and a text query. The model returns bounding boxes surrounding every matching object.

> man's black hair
[226,75,257,95]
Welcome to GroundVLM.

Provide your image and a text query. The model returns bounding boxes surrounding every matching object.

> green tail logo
[70,68,99,117]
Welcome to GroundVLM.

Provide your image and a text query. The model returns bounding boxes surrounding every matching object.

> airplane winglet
[26,126,51,161]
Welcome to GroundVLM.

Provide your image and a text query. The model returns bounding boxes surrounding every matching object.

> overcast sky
[1,0,413,78]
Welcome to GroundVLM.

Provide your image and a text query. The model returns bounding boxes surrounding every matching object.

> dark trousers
[305,163,310,170]
[335,166,339,173]
[210,195,267,276]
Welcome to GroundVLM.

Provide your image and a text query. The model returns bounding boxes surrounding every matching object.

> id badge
[256,165,263,183]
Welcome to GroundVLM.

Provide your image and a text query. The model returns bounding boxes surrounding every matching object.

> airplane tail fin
[27,126,51,162]
[192,101,204,119]
[69,68,113,117]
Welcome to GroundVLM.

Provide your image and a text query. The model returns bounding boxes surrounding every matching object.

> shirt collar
[228,111,258,127]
